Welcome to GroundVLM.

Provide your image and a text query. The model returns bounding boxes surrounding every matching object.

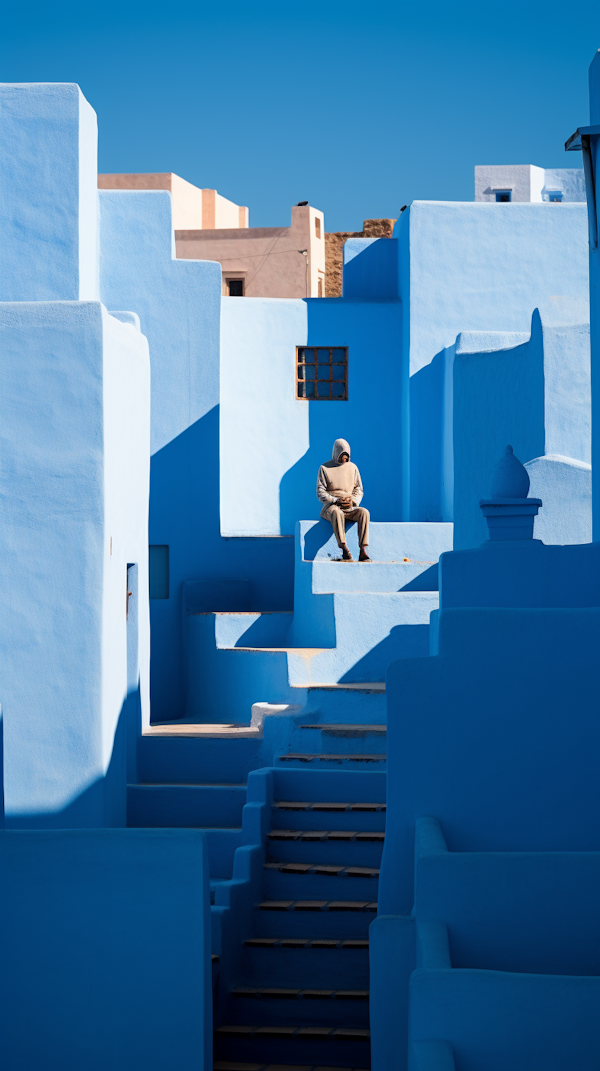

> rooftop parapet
[0,83,99,301]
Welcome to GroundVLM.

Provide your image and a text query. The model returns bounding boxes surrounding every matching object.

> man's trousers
[321,504,370,548]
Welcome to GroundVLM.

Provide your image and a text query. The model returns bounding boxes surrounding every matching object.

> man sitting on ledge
[317,438,371,562]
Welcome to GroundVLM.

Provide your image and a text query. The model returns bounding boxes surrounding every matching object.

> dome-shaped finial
[480,445,542,542]
[488,445,530,500]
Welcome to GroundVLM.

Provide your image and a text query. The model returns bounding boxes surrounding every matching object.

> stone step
[264,862,380,878]
[138,733,260,784]
[276,754,386,769]
[127,783,247,828]
[266,835,383,869]
[239,940,370,989]
[258,900,377,913]
[273,800,385,812]
[232,986,369,1000]
[300,724,386,736]
[308,558,439,594]
[268,830,384,842]
[293,684,386,724]
[254,901,375,940]
[292,724,388,755]
[271,808,385,834]
[214,1063,369,1071]
[214,1024,370,1069]
[214,1064,369,1071]
[262,865,379,903]
[214,1064,368,1071]
[244,937,368,949]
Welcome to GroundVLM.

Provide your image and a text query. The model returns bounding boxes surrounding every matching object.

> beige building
[176,202,325,298]
[98,172,249,229]
[98,173,324,298]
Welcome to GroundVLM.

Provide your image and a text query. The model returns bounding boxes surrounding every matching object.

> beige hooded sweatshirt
[316,438,364,513]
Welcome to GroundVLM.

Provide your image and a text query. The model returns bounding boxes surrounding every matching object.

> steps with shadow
[215,769,384,1069]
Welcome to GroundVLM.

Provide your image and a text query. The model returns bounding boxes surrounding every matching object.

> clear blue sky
[1,0,599,231]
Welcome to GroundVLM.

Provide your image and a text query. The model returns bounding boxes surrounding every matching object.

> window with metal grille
[296,347,348,400]
[149,545,169,599]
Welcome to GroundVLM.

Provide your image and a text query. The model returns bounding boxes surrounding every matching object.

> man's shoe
[341,546,354,561]
[359,549,372,562]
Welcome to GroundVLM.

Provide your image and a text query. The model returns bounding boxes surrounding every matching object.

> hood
[332,438,351,462]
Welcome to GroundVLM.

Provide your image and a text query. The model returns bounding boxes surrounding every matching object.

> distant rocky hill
[325,217,396,296]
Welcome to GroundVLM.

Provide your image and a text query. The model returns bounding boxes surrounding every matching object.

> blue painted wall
[0,83,98,302]
[0,303,151,826]
[0,85,151,826]
[99,192,295,721]
[220,296,403,536]
[343,237,399,300]
[0,829,212,1070]
[452,301,590,548]
[396,201,589,521]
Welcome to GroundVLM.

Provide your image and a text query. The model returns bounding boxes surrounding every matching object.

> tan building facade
[98,173,324,298]
[176,202,325,298]
[98,172,249,230]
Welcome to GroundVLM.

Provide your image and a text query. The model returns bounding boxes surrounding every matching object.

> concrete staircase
[213,768,384,1070]
[128,519,451,1068]
[183,521,452,723]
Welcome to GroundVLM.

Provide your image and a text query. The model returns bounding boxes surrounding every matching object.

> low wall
[0,829,212,1070]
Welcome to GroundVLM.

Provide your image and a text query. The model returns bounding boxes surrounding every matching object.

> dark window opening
[548,191,563,202]
[228,279,244,296]
[149,545,169,599]
[495,190,512,202]
[297,346,348,400]
[315,216,321,238]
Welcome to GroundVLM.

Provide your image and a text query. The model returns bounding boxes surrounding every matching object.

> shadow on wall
[150,405,294,721]
[278,387,399,534]
[279,297,404,533]
[1,825,211,1071]
[3,689,140,829]
[410,349,447,522]
[302,520,346,560]
[338,623,430,683]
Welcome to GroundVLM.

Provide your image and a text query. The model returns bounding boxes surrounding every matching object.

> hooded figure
[316,439,371,561]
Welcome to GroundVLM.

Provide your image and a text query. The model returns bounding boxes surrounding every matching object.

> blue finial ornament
[480,445,542,542]
[488,445,530,500]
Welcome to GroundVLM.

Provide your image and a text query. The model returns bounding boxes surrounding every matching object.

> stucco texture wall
[0,83,99,301]
[453,302,590,548]
[398,201,589,521]
[220,296,403,537]
[0,302,150,827]
[99,191,295,721]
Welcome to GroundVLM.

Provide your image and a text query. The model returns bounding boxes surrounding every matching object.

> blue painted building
[1,47,599,1070]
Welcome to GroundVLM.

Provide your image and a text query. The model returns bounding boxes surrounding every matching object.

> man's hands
[337,496,353,511]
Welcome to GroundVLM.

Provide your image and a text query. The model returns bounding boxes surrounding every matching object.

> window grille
[296,347,348,400]
[149,545,169,599]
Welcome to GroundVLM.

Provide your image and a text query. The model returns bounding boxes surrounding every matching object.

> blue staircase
[183,521,452,723]
[213,769,385,1070]
[128,519,452,1069]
